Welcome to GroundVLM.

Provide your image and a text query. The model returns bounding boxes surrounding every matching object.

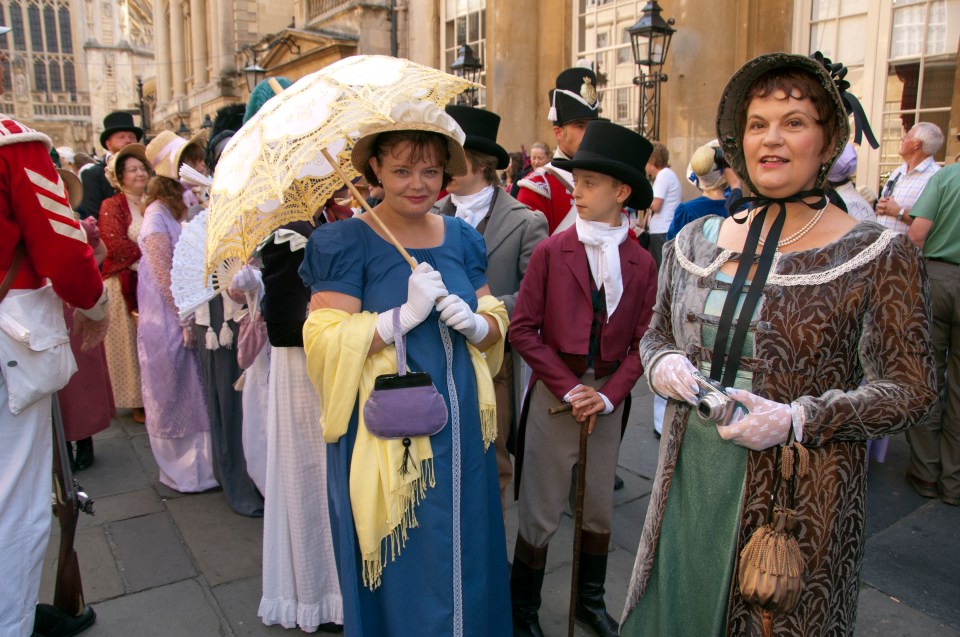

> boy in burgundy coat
[508,121,658,637]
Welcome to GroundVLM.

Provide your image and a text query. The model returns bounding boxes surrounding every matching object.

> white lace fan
[172,208,242,321]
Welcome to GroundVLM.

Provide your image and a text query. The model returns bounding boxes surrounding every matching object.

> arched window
[10,2,27,51]
[63,60,76,95]
[34,58,47,92]
[58,5,72,53]
[49,61,62,92]
[43,5,58,54]
[27,3,42,50]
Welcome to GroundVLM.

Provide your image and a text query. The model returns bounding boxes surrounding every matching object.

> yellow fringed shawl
[302,295,508,590]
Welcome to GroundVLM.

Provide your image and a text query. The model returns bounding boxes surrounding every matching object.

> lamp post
[240,34,301,93]
[627,1,676,140]
[450,44,483,106]
[136,76,151,137]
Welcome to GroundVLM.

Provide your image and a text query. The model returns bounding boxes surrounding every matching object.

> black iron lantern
[450,44,483,105]
[626,1,677,140]
[176,119,191,137]
[243,61,267,93]
[201,114,213,130]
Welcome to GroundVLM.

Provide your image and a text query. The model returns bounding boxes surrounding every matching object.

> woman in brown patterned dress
[620,53,937,636]
[99,144,149,423]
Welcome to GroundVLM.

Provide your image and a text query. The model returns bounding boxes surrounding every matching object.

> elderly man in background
[876,121,944,232]
[907,162,960,507]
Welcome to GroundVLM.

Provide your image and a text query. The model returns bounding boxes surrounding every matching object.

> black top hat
[444,105,509,169]
[100,111,144,149]
[549,67,602,127]
[552,120,653,210]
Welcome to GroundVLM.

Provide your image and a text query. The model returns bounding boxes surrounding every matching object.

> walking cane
[568,417,589,637]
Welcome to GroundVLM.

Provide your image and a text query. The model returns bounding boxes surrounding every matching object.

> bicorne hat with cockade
[548,67,602,127]
[444,105,509,170]
[552,120,654,210]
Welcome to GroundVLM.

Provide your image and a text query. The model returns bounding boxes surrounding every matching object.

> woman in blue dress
[300,102,512,637]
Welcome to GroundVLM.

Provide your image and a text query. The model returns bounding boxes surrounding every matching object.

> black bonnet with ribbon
[708,51,878,387]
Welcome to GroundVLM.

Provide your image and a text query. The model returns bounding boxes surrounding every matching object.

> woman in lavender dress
[137,132,216,492]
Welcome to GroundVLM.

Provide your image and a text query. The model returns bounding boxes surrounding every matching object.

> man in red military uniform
[0,36,107,637]
[517,64,602,235]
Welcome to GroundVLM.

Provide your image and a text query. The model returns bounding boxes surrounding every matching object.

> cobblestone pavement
[41,381,960,636]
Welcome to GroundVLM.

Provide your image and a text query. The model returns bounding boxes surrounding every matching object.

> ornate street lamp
[176,119,191,137]
[240,34,300,93]
[450,44,483,105]
[201,114,213,130]
[627,1,677,140]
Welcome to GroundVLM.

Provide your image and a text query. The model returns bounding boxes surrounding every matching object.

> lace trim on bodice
[676,228,899,287]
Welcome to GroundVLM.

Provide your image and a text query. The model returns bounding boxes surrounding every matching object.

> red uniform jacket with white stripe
[0,116,103,309]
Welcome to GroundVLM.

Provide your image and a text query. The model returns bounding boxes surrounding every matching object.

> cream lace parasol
[204,55,477,275]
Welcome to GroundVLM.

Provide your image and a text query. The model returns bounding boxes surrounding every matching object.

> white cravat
[575,213,629,320]
[451,185,495,228]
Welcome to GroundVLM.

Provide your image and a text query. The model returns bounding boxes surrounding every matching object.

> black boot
[511,534,547,637]
[575,532,618,637]
[73,438,94,471]
[33,603,96,637]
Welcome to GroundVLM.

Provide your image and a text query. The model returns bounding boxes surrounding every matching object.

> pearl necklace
[752,203,827,249]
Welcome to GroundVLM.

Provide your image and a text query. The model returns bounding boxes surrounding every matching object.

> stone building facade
[141,0,958,194]
[150,0,295,134]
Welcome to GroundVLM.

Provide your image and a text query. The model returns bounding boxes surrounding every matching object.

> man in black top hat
[79,111,143,219]
[432,105,548,517]
[517,64,602,235]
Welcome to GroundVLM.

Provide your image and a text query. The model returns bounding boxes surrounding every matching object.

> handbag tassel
[205,326,219,350]
[399,437,412,476]
[219,321,234,348]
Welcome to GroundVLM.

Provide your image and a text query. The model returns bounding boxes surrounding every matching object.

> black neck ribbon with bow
[709,189,828,387]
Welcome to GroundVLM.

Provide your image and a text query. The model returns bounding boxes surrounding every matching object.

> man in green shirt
[907,162,960,506]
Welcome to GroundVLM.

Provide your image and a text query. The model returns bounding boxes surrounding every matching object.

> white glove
[376,262,448,344]
[230,265,262,293]
[649,353,699,404]
[436,294,489,344]
[717,388,792,451]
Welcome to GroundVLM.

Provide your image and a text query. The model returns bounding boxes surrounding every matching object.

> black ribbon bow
[809,51,879,149]
[710,190,828,387]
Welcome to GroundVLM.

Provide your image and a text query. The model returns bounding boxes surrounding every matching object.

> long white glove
[435,294,489,344]
[649,353,699,404]
[717,388,793,451]
[376,262,448,344]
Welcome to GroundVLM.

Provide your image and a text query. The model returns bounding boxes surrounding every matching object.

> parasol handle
[267,77,284,95]
[319,147,418,270]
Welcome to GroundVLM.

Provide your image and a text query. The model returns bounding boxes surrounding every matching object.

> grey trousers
[517,373,623,548]
[907,259,960,498]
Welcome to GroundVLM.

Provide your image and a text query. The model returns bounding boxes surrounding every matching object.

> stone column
[218,0,235,77]
[406,1,438,67]
[487,0,540,152]
[154,0,171,103]
[190,0,208,85]
[170,0,185,96]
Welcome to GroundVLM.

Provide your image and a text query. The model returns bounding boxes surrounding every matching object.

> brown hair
[465,148,500,186]
[179,142,205,168]
[739,68,836,155]
[649,141,670,169]
[362,131,450,187]
[146,175,188,220]
[118,155,150,187]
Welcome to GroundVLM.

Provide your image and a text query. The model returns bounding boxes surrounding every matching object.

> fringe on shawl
[362,458,436,589]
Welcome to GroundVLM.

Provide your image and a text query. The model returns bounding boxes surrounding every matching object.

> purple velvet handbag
[363,309,448,451]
